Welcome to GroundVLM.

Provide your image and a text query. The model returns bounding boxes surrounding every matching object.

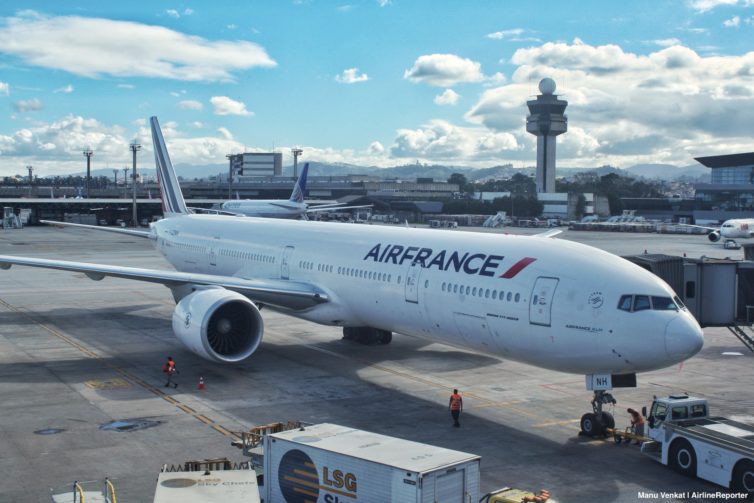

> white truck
[261,423,480,503]
[640,395,754,496]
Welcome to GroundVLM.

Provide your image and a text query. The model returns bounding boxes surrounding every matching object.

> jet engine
[172,288,263,363]
[708,230,721,242]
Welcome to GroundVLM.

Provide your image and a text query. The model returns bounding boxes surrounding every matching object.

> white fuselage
[152,215,703,375]
[721,219,754,239]
[221,200,306,219]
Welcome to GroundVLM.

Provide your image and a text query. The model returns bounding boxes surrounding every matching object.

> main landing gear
[342,327,393,345]
[580,390,617,437]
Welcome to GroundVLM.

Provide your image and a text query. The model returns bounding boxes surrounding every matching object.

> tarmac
[0,225,752,503]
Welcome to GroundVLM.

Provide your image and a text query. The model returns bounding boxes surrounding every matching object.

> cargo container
[262,423,480,503]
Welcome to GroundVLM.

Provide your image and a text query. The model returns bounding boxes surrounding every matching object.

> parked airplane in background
[210,162,370,219]
[686,219,754,246]
[0,117,704,437]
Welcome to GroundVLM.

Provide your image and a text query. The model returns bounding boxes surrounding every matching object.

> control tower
[526,78,568,193]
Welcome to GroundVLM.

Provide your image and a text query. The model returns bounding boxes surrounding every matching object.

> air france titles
[363,244,504,277]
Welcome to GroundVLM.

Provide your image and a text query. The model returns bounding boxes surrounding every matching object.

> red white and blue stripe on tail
[150,116,189,216]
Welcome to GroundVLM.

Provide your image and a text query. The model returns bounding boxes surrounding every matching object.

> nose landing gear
[580,390,616,437]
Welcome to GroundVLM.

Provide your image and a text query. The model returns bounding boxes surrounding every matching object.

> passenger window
[472,287,477,296]
[515,293,520,302]
[633,295,650,311]
[507,292,512,301]
[532,294,539,305]
[618,295,632,311]
[492,290,497,300]
[424,280,429,288]
[651,296,678,311]
[453,284,458,294]
[690,404,707,418]
[671,406,688,420]
[465,286,470,295]
[442,283,446,292]
[485,289,490,299]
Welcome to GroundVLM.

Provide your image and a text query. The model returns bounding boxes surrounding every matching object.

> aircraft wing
[305,204,373,213]
[0,255,328,311]
[40,220,154,239]
[676,223,718,232]
[534,229,563,238]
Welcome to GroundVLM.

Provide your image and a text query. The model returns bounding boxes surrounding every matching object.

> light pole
[113,169,119,187]
[83,149,93,198]
[26,165,33,197]
[129,143,141,226]
[291,148,303,178]
[226,154,234,199]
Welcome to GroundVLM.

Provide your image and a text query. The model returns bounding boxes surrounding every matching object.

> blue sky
[1,0,754,176]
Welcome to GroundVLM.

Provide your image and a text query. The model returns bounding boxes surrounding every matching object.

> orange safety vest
[450,394,462,411]
[631,412,644,425]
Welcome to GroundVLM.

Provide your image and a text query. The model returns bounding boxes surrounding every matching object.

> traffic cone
[198,376,205,391]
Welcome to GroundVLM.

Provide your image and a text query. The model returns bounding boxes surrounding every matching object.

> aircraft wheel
[342,327,356,341]
[600,411,615,430]
[580,413,603,437]
[377,330,392,345]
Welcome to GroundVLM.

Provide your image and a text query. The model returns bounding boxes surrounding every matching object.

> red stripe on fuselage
[500,257,537,278]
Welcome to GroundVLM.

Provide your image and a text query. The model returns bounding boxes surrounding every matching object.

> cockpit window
[673,295,686,310]
[651,296,678,311]
[618,295,632,311]
[633,295,651,311]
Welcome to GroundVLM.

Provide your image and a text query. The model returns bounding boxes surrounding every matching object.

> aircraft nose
[665,315,704,360]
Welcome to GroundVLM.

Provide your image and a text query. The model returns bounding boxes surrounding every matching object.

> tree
[447,173,471,194]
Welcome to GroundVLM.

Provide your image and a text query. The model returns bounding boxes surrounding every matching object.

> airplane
[204,161,371,219]
[693,219,754,246]
[0,117,704,437]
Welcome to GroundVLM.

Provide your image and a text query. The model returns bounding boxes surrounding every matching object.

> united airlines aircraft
[217,162,370,219]
[0,117,704,436]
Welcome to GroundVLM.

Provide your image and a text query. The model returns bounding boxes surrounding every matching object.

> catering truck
[640,395,754,495]
[261,423,480,502]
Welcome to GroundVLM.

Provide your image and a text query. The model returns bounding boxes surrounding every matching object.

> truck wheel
[731,459,754,494]
[580,413,603,437]
[669,439,697,477]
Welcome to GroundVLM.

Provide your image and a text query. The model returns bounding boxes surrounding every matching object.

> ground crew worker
[627,408,645,443]
[449,389,463,427]
[163,356,179,388]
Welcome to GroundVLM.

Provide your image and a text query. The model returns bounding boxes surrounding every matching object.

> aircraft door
[280,245,294,280]
[529,276,559,326]
[404,261,422,303]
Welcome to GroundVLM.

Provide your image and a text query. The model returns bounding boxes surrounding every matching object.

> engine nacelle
[172,288,263,363]
[708,231,721,242]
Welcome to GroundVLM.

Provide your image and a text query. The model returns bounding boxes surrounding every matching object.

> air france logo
[588,292,604,309]
[363,243,536,279]
[278,449,357,503]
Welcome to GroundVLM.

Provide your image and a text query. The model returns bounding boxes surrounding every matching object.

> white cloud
[166,9,180,18]
[377,0,391,6]
[434,89,460,106]
[461,39,754,166]
[337,5,354,12]
[177,99,203,110]
[13,98,43,112]
[227,24,237,30]
[368,141,385,154]
[190,121,203,128]
[688,0,738,12]
[652,38,681,47]
[723,15,741,27]
[486,28,524,40]
[217,127,233,140]
[404,54,485,87]
[210,96,252,116]
[391,120,519,162]
[335,67,369,84]
[0,81,8,95]
[117,83,134,89]
[0,12,276,82]
[184,8,194,15]
[53,84,74,93]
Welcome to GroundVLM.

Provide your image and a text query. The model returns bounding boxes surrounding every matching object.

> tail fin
[151,116,189,216]
[289,162,309,203]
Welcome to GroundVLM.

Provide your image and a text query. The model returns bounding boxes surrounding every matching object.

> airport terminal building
[694,152,754,220]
